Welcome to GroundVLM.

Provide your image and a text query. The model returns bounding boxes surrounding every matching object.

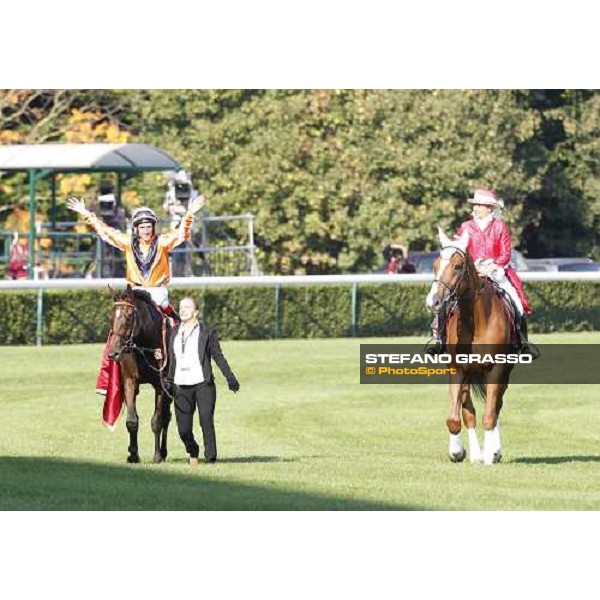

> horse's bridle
[111,300,138,360]
[110,298,172,396]
[431,246,471,312]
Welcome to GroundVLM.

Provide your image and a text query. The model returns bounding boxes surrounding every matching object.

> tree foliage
[2,89,600,273]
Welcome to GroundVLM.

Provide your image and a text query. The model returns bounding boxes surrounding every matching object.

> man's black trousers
[173,382,217,461]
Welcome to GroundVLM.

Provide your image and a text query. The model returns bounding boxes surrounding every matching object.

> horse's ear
[456,229,469,252]
[107,284,116,300]
[438,227,452,248]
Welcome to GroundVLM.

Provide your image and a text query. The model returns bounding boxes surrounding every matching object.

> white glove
[474,258,505,282]
[474,258,493,277]
[66,196,92,219]
[187,194,206,215]
[490,265,506,283]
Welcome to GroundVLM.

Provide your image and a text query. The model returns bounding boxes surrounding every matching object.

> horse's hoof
[493,451,503,464]
[153,454,163,464]
[127,454,140,464]
[448,449,467,463]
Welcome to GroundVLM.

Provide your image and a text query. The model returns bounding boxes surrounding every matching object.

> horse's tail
[469,373,486,402]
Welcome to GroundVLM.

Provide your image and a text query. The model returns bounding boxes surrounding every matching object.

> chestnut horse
[109,286,172,463]
[426,228,517,465]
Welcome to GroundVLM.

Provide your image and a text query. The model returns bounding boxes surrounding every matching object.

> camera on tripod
[97,180,117,218]
[167,170,193,214]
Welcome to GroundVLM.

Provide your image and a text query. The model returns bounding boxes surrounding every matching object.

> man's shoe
[204,458,216,464]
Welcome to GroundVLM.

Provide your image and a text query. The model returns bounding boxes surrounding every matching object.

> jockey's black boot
[518,315,540,361]
[425,314,444,355]
[425,339,444,356]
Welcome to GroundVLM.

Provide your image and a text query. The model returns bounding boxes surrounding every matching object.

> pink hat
[467,188,502,206]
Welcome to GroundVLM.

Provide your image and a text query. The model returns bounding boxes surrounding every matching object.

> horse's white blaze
[116,308,121,318]
[426,228,470,310]
[425,281,437,309]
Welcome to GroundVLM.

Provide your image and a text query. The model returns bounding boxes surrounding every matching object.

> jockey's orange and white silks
[83,212,193,287]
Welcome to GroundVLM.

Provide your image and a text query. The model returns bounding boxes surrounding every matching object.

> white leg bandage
[483,429,496,465]
[467,428,482,463]
[449,433,464,455]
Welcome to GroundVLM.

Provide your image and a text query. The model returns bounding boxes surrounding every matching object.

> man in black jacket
[166,296,240,464]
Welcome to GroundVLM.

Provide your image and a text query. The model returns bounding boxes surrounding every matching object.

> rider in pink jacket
[427,188,537,357]
[455,194,532,316]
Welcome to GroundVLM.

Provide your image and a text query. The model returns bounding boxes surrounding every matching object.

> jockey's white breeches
[475,259,523,316]
[134,286,169,308]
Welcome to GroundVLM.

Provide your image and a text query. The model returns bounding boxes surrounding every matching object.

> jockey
[67,194,206,398]
[66,195,206,318]
[428,188,537,357]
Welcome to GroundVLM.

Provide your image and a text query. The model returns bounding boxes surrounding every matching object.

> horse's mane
[132,289,154,305]
[113,288,161,323]
[113,287,153,305]
[113,287,163,338]
[463,250,480,291]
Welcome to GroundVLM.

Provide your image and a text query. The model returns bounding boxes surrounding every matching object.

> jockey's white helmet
[131,207,158,228]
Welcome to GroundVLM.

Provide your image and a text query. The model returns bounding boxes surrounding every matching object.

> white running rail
[1,271,600,291]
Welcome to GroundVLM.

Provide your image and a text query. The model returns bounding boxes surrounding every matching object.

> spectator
[166,296,240,465]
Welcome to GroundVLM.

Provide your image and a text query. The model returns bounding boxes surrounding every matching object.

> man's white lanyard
[181,323,198,355]
[181,323,199,355]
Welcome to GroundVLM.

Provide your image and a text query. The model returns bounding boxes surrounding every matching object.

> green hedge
[1,282,599,345]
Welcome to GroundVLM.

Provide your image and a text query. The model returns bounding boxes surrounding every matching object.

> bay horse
[425,228,518,465]
[108,285,172,463]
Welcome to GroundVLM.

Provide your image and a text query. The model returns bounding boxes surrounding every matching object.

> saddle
[131,289,171,366]
[437,277,520,349]
[481,276,520,347]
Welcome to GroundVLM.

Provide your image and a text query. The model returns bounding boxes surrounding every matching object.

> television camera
[164,169,198,224]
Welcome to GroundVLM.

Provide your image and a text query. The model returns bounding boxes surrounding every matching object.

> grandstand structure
[0,143,259,279]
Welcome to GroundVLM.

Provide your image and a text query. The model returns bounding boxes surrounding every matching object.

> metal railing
[2,271,600,291]
[1,272,599,347]
[0,212,260,279]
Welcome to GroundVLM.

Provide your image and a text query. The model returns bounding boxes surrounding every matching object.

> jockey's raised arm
[66,194,206,289]
[157,193,206,252]
[67,192,208,401]
[67,196,127,247]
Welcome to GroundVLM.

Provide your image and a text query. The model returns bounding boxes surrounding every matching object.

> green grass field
[1,333,599,510]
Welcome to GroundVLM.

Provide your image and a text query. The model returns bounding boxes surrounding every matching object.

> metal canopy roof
[0,143,180,172]
[0,143,182,279]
